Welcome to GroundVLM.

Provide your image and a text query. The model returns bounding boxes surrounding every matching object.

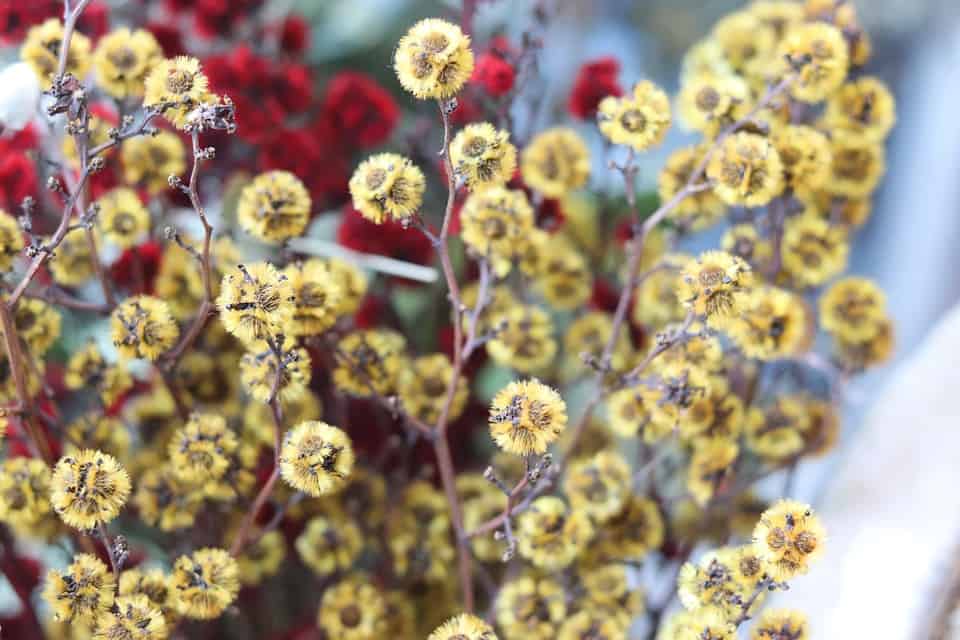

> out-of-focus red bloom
[568,56,623,120]
[110,240,163,295]
[147,21,186,57]
[258,125,349,208]
[472,52,515,97]
[0,0,58,44]
[337,205,434,274]
[192,0,264,39]
[76,0,109,41]
[278,14,309,57]
[536,198,565,230]
[590,278,620,313]
[0,153,37,213]
[450,93,483,126]
[205,46,312,143]
[353,295,385,330]
[321,72,399,150]
[2,125,39,153]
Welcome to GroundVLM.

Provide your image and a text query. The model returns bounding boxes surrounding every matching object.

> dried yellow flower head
[94,594,167,640]
[296,511,362,576]
[819,276,887,342]
[707,132,785,207]
[64,342,133,406]
[780,215,848,288]
[333,329,405,397]
[428,613,499,640]
[826,131,886,198]
[516,495,594,570]
[21,18,91,81]
[349,152,426,224]
[167,412,238,485]
[727,286,811,360]
[282,259,342,336]
[317,574,389,637]
[824,76,896,141]
[460,186,535,275]
[132,466,202,532]
[118,567,177,621]
[51,449,131,529]
[591,494,666,562]
[7,297,61,356]
[0,210,25,272]
[42,554,115,624]
[687,438,738,506]
[521,127,591,198]
[216,262,295,345]
[397,353,468,424]
[677,73,749,133]
[678,250,753,328]
[450,122,518,190]
[96,187,150,249]
[771,124,832,192]
[235,529,286,586]
[598,80,672,150]
[279,421,355,497]
[489,379,567,456]
[752,499,826,580]
[659,148,727,231]
[239,338,311,405]
[93,27,163,99]
[494,574,566,640]
[751,607,809,640]
[394,19,474,99]
[237,170,311,243]
[0,457,52,531]
[780,22,850,103]
[121,130,186,195]
[110,295,180,361]
[144,56,211,128]
[565,450,632,523]
[170,547,239,620]
[48,231,93,286]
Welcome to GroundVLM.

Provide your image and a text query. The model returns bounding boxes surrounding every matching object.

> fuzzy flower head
[8,297,62,356]
[239,337,311,405]
[826,131,886,198]
[317,575,388,638]
[824,76,896,141]
[489,379,567,456]
[144,56,211,128]
[677,72,749,133]
[751,608,809,640]
[121,131,186,195]
[495,575,567,640]
[753,499,826,581]
[93,27,163,99]
[282,259,342,336]
[564,450,632,523]
[659,148,727,231]
[234,530,286,586]
[819,276,887,342]
[332,329,405,397]
[49,231,93,286]
[687,438,739,506]
[780,22,850,103]
[21,18,91,81]
[132,467,202,532]
[780,215,848,288]
[516,496,594,570]
[486,305,557,373]
[707,132,785,207]
[460,186,535,275]
[771,124,832,192]
[171,548,239,620]
[118,567,177,621]
[279,421,355,497]
[42,554,115,624]
[591,495,666,562]
[349,153,426,224]
[296,512,362,576]
[598,80,672,150]
[428,613,499,640]
[678,250,753,328]
[394,19,474,99]
[51,450,130,530]
[216,262,295,345]
[110,295,179,361]
[0,457,52,531]
[237,170,311,243]
[96,187,150,249]
[0,210,25,272]
[94,594,167,640]
[167,413,238,485]
[397,353,469,424]
[521,127,591,198]
[728,287,811,360]
[450,122,518,190]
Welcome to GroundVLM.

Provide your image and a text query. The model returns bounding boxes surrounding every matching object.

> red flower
[147,21,186,57]
[0,153,37,213]
[568,56,622,120]
[76,1,109,41]
[337,205,434,275]
[192,0,264,39]
[110,240,163,295]
[472,52,515,97]
[0,0,58,45]
[278,14,309,56]
[258,126,349,209]
[321,72,399,150]
[450,93,483,126]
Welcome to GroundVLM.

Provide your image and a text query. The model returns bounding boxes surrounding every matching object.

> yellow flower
[687,438,738,506]
[752,499,826,580]
[216,262,295,345]
[659,148,727,231]
[332,329,405,396]
[237,170,311,243]
[578,563,644,629]
[558,611,626,640]
[348,152,426,224]
[93,594,167,640]
[727,287,810,360]
[0,210,24,272]
[43,554,115,624]
[533,240,593,311]
[296,511,362,576]
[713,11,776,78]
[464,491,507,563]
[21,18,91,81]
[49,231,93,286]
[486,305,557,373]
[51,449,130,529]
[606,385,667,441]
[678,250,753,328]
[749,1,804,37]
[565,450,632,523]
[64,413,131,459]
[824,76,896,141]
[494,574,566,640]
[96,187,150,249]
[678,546,764,619]
[516,496,594,570]
[826,130,886,198]
[167,413,238,485]
[239,337,311,405]
[675,605,736,640]
[170,548,239,620]
[770,124,832,191]
[450,122,518,190]
[133,466,202,531]
[751,608,809,639]
[327,258,368,317]
[598,80,672,150]
[819,276,886,342]
[428,613,498,640]
[460,186,535,276]
[488,378,567,456]
[7,297,61,356]
[397,353,468,424]
[121,130,186,195]
[144,56,211,128]
[387,510,454,583]
[780,214,848,288]
[835,314,894,370]
[521,127,591,198]
[780,22,850,103]
[591,495,665,562]
[282,259,342,336]
[563,311,633,378]
[677,73,749,133]
[707,132,785,207]
[118,567,178,621]
[394,19,474,99]
[64,342,133,406]
[721,224,772,268]
[0,457,52,531]
[796,188,872,230]
[93,27,163,99]
[234,529,285,586]
[110,295,180,361]
[745,395,811,462]
[279,421,355,497]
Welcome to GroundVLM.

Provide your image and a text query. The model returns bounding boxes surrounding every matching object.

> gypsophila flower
[394,19,474,99]
[93,27,162,99]
[317,574,389,639]
[489,378,567,456]
[349,153,426,224]
[279,421,355,497]
[237,170,311,243]
[707,132,784,207]
[21,18,91,81]
[450,122,518,190]
[428,613,499,640]
[597,80,672,150]
[521,127,591,198]
[753,499,825,580]
[96,187,150,249]
[0,209,25,272]
[42,554,115,624]
[216,262,294,345]
[167,413,238,485]
[51,449,131,529]
[170,547,239,620]
[93,594,167,640]
[110,295,179,361]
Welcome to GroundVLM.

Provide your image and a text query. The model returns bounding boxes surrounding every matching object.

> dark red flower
[110,240,163,295]
[278,14,309,56]
[450,93,483,126]
[568,56,623,120]
[536,198,565,230]
[590,278,620,313]
[352,295,385,331]
[76,1,109,41]
[472,52,515,97]
[0,0,58,45]
[321,72,399,150]
[0,153,37,214]
[337,205,434,276]
[192,0,264,39]
[258,126,349,209]
[147,21,186,57]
